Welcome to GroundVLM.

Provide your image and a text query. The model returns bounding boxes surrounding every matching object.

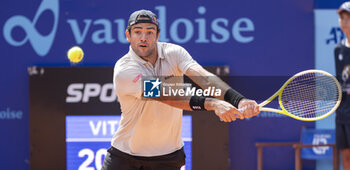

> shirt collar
[157,42,165,60]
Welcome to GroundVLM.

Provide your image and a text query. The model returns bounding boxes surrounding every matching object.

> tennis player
[101,9,260,170]
[335,2,350,169]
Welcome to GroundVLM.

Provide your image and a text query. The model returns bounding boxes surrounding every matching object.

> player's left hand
[238,99,260,118]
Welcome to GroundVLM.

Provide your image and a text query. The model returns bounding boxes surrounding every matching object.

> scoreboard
[66,115,192,170]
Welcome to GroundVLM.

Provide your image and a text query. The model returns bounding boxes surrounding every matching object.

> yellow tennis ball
[67,46,84,63]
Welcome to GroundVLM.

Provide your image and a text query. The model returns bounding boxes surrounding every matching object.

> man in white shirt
[101,9,260,170]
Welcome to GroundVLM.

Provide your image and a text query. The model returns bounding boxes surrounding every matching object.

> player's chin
[139,51,153,58]
[136,47,145,52]
[138,46,150,52]
[139,53,150,58]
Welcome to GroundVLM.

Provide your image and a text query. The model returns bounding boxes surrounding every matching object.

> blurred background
[0,0,345,169]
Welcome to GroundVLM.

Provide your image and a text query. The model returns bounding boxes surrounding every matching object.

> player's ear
[156,30,160,42]
[125,30,131,42]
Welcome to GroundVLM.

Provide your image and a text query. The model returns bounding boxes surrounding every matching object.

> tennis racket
[250,69,342,121]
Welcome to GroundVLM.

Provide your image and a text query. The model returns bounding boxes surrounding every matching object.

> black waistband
[107,146,184,161]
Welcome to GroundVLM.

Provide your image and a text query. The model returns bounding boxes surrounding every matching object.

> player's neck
[141,52,158,66]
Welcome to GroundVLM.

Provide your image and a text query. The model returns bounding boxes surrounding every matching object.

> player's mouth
[139,43,148,49]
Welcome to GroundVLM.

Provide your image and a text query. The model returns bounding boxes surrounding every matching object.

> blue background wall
[0,0,342,169]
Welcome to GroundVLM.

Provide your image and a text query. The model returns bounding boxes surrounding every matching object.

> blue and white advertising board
[66,115,192,170]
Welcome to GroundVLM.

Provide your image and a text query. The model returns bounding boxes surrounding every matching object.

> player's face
[126,23,159,59]
[339,12,350,35]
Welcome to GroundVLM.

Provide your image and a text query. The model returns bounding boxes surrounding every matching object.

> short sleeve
[167,44,199,73]
[113,66,143,99]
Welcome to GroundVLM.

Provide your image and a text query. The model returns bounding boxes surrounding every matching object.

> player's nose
[140,33,147,41]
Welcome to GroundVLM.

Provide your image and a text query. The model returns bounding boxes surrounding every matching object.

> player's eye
[134,30,141,34]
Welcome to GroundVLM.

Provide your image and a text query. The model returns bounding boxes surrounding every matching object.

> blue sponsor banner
[1,0,313,169]
[66,115,192,170]
[314,0,347,9]
[300,129,335,160]
[0,0,313,73]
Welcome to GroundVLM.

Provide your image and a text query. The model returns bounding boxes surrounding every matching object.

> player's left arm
[185,64,259,118]
[169,44,259,118]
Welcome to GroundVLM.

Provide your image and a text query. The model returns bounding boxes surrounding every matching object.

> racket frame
[258,70,342,121]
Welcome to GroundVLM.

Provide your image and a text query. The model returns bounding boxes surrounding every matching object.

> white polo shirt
[112,42,199,156]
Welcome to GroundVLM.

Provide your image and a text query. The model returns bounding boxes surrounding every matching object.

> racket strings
[280,72,340,119]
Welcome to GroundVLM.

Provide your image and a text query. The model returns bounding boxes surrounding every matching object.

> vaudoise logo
[3,0,256,57]
[3,0,59,56]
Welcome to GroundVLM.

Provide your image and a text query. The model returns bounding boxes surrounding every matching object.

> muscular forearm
[187,66,231,100]
[203,97,222,110]
[185,65,245,108]
[154,93,257,122]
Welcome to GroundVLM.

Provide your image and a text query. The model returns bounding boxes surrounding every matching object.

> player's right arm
[166,43,259,118]
[204,98,244,122]
[113,65,242,122]
[158,95,243,122]
[184,65,259,119]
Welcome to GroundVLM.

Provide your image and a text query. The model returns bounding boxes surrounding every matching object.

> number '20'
[78,148,107,170]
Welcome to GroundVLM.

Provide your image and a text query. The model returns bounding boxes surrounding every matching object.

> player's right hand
[207,99,244,122]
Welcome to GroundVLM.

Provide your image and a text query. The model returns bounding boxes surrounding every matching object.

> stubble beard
[133,44,157,60]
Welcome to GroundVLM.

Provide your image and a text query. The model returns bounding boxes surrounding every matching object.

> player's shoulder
[158,42,186,54]
[158,42,182,48]
[114,54,142,76]
[158,42,190,62]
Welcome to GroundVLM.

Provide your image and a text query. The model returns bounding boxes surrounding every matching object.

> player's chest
[140,59,179,77]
